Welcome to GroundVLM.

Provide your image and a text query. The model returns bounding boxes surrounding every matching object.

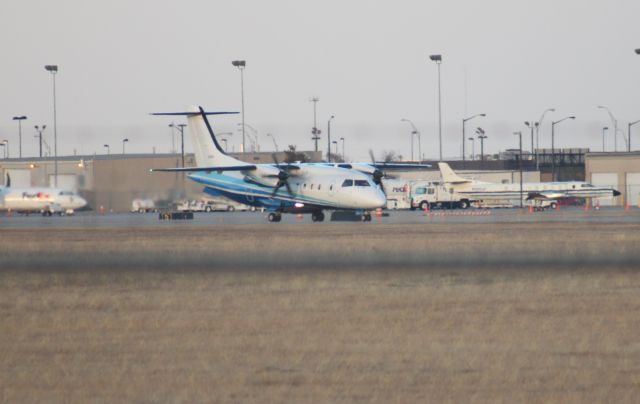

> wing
[150,165,257,173]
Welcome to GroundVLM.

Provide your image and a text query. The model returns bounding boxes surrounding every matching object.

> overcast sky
[2,0,640,161]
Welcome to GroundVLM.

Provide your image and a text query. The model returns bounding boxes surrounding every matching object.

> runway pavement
[1,206,639,228]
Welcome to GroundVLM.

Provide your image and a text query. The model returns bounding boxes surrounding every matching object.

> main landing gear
[267,212,282,222]
[311,211,325,222]
[361,212,372,222]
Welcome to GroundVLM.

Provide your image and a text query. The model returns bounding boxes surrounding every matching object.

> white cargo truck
[383,179,470,210]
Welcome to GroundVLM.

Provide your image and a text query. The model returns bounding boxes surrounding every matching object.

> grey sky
[2,0,640,161]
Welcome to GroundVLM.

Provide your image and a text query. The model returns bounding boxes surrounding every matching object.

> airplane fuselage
[188,164,387,213]
[0,187,87,213]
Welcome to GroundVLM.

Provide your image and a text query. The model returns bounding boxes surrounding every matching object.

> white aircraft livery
[152,106,429,222]
[0,175,87,215]
[438,162,620,206]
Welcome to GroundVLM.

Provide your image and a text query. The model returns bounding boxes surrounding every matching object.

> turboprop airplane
[151,106,430,222]
[438,162,620,208]
[0,174,88,216]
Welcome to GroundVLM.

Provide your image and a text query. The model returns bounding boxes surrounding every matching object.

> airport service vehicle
[131,198,156,213]
[176,199,236,212]
[151,106,429,222]
[383,179,466,210]
[0,175,87,216]
[438,162,621,206]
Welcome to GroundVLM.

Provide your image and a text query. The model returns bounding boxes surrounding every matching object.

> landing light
[294,202,305,208]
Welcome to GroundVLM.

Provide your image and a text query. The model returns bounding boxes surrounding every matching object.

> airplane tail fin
[152,106,241,167]
[438,162,471,184]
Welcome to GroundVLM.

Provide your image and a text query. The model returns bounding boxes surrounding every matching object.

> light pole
[103,144,110,155]
[628,120,640,152]
[340,137,345,161]
[514,131,523,208]
[598,106,619,152]
[401,118,421,162]
[232,60,246,153]
[462,113,486,164]
[0,143,5,159]
[45,64,58,187]
[218,132,233,152]
[534,108,555,170]
[1,140,8,159]
[476,127,487,166]
[332,140,338,158]
[266,133,278,151]
[12,116,27,158]
[551,116,575,182]
[310,97,321,151]
[327,115,334,162]
[169,123,186,167]
[34,125,46,157]
[524,121,536,155]
[468,137,475,160]
[122,138,129,154]
[429,54,443,161]
[602,127,608,152]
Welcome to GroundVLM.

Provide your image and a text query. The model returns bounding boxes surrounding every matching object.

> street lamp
[34,125,46,157]
[429,54,443,161]
[103,144,110,155]
[332,140,338,157]
[122,138,129,154]
[476,127,487,165]
[266,133,278,151]
[468,137,475,160]
[45,64,59,187]
[462,113,486,164]
[169,123,187,167]
[514,131,523,208]
[340,137,345,160]
[602,127,609,152]
[551,116,576,181]
[310,97,321,151]
[12,116,27,158]
[1,140,8,159]
[327,115,335,162]
[533,108,555,170]
[0,143,5,159]
[232,60,246,153]
[597,106,619,152]
[401,118,421,162]
[628,120,640,152]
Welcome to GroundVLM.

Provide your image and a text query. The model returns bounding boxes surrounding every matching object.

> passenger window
[318,184,321,190]
[342,179,353,187]
[303,183,307,189]
[310,184,314,190]
[330,185,333,191]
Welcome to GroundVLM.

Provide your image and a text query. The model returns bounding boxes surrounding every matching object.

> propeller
[368,150,386,195]
[267,154,294,198]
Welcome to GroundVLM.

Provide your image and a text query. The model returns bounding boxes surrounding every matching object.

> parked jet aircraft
[0,175,88,215]
[152,106,429,222]
[438,162,620,208]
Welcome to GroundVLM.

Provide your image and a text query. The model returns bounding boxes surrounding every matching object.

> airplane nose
[613,190,621,196]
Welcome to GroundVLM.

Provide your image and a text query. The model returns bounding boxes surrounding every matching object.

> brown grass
[1,223,640,402]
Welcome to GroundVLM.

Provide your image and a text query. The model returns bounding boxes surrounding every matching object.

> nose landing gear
[311,211,325,222]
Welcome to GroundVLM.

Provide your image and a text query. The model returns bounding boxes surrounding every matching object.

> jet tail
[152,107,242,167]
[438,162,472,184]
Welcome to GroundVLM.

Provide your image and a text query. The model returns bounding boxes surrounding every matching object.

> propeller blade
[284,181,293,195]
[270,182,283,198]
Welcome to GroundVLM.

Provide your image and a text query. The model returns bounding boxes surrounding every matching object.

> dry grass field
[1,222,640,402]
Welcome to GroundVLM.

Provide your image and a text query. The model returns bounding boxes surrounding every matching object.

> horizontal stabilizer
[151,111,239,116]
[151,165,257,173]
[372,162,432,170]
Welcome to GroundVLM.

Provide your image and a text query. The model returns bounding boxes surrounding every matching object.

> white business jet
[438,162,620,208]
[151,106,428,222]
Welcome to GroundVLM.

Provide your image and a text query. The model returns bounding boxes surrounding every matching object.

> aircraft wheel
[419,201,430,211]
[311,211,324,222]
[459,200,470,209]
[268,212,280,222]
[362,213,372,222]
[550,202,558,210]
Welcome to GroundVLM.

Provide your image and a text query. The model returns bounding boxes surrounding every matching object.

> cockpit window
[354,180,370,187]
[342,179,353,187]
